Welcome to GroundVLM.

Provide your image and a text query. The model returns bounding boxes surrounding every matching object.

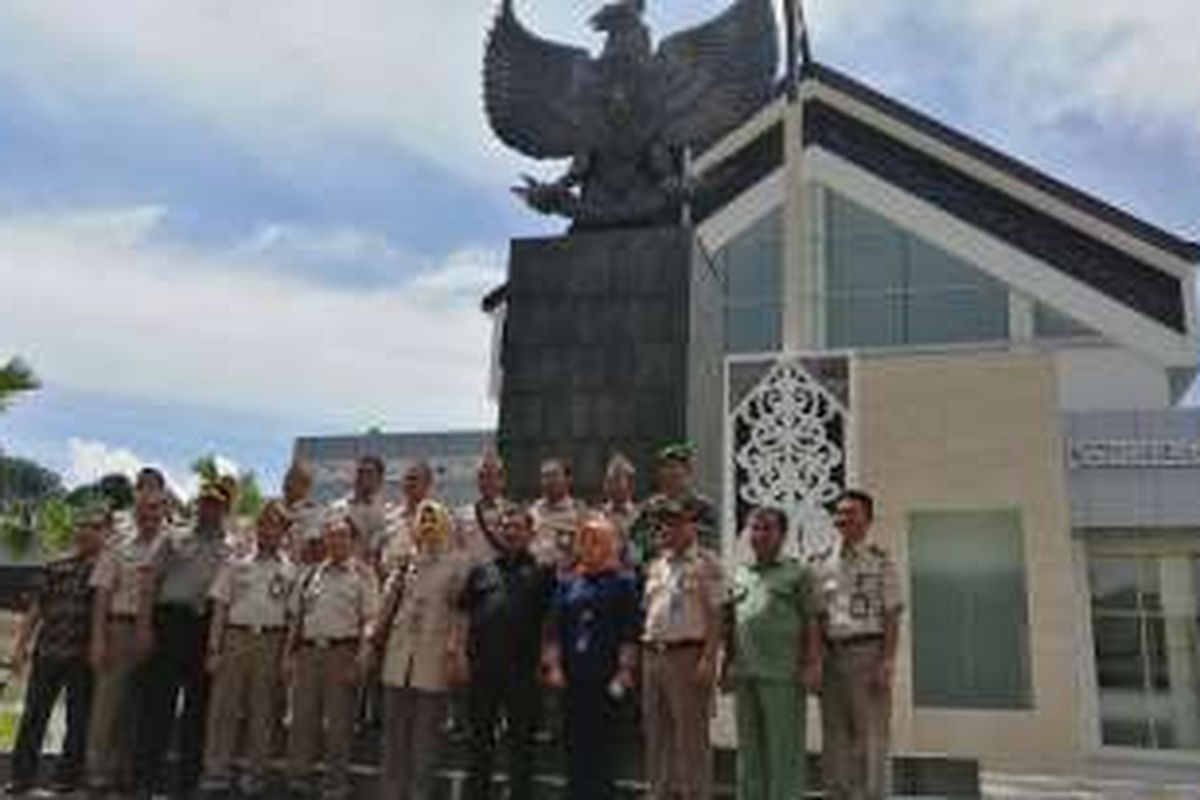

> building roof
[801,63,1199,263]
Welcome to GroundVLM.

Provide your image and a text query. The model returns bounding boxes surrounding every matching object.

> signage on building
[1068,439,1200,469]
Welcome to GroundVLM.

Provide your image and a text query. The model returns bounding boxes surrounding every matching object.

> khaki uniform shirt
[344,495,393,556]
[380,549,469,691]
[643,545,725,644]
[155,525,229,611]
[454,499,507,567]
[530,496,585,570]
[284,498,324,543]
[90,533,162,617]
[811,541,903,641]
[600,500,638,546]
[210,550,298,630]
[294,559,380,642]
[379,503,420,573]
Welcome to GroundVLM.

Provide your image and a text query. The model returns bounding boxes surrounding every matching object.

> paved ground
[983,773,1200,799]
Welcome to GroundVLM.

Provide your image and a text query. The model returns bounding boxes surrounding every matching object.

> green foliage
[191,454,220,484]
[0,512,36,559]
[38,497,75,555]
[0,357,39,412]
[236,471,264,518]
[0,453,64,508]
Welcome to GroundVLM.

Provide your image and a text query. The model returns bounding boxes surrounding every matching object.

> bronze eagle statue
[484,0,779,229]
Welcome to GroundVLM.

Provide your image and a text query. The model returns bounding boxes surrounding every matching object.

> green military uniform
[728,556,815,800]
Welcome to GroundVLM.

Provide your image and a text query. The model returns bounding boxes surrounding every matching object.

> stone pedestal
[498,226,724,501]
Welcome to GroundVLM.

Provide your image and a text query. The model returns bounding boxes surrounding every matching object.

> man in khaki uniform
[379,461,434,573]
[641,498,725,800]
[810,490,903,800]
[454,451,510,567]
[630,443,719,566]
[285,514,379,798]
[86,494,167,793]
[342,454,392,564]
[598,453,639,560]
[529,458,585,571]
[202,501,298,795]
[282,461,324,560]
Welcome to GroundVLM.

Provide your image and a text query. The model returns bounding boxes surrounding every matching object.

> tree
[0,357,39,412]
[0,453,64,509]
[235,471,264,518]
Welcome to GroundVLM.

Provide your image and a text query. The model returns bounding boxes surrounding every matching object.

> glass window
[1034,303,1097,339]
[825,192,1009,348]
[1088,554,1200,750]
[715,209,783,353]
[909,509,1032,709]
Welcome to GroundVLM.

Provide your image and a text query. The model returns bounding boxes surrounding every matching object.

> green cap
[656,441,695,464]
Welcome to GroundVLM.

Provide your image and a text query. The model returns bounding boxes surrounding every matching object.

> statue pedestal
[498,226,724,500]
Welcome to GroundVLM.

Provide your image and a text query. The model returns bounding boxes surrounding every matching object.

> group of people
[6,442,903,800]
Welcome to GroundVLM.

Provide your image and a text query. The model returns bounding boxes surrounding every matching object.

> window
[824,192,1009,348]
[909,509,1032,709]
[1088,553,1200,750]
[715,209,783,353]
[1034,302,1097,339]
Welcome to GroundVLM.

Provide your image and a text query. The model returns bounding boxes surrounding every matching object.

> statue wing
[655,0,779,150]
[484,0,591,160]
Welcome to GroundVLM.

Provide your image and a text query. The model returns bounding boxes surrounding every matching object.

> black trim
[802,63,1199,263]
[691,122,785,224]
[805,100,1188,333]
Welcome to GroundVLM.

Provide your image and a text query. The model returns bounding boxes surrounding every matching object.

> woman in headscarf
[372,498,468,800]
[544,513,641,800]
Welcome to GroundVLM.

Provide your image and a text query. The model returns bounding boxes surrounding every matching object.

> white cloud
[0,207,503,433]
[66,438,146,488]
[66,437,243,498]
[0,1,1195,186]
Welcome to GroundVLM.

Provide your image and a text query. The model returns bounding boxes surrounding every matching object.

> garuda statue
[484,0,778,229]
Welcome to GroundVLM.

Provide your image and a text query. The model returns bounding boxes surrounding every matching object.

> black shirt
[459,550,554,683]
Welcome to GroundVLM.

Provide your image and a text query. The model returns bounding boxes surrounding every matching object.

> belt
[301,636,358,650]
[825,633,884,648]
[228,623,286,636]
[643,640,704,654]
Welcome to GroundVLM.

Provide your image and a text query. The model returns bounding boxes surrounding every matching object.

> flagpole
[784,0,799,103]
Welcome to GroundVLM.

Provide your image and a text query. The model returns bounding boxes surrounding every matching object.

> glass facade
[824,192,1010,348]
[714,209,783,353]
[909,509,1032,709]
[1088,550,1200,750]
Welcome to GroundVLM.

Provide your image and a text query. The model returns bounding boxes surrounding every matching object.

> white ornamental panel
[728,356,850,557]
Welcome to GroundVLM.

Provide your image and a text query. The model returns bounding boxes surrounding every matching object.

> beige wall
[854,349,1084,773]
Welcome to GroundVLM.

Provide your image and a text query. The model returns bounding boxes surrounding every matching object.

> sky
[1,0,1198,496]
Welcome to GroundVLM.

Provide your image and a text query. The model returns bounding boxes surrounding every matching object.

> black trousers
[466,674,539,800]
[10,655,93,787]
[564,680,620,800]
[135,605,210,794]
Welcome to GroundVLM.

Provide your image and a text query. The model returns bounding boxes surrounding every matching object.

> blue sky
[1,0,1198,495]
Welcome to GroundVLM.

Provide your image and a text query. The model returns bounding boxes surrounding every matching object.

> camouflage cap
[656,441,695,464]
[655,495,701,521]
[75,500,114,526]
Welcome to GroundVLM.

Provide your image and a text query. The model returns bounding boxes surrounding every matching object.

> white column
[781,95,809,351]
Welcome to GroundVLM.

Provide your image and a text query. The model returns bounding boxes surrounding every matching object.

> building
[481,60,1200,778]
[292,430,492,509]
[698,64,1199,776]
